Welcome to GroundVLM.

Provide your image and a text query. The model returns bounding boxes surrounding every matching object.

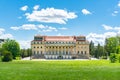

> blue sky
[0,0,120,48]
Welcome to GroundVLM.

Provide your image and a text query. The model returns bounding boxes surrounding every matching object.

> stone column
[68,46,70,55]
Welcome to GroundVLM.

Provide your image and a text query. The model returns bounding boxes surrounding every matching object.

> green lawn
[0,60,120,80]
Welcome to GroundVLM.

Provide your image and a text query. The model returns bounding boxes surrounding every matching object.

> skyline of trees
[1,35,120,60]
[89,36,120,59]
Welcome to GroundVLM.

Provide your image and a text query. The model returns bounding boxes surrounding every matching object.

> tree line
[1,36,120,62]
[0,39,32,62]
[90,36,120,62]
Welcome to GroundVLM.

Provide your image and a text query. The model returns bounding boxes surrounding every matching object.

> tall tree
[94,43,104,59]
[104,37,119,56]
[89,41,95,57]
[116,36,120,54]
[20,48,32,58]
[2,39,20,59]
[96,43,101,58]
[27,48,32,57]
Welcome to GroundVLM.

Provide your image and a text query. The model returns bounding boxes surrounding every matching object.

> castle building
[31,35,89,59]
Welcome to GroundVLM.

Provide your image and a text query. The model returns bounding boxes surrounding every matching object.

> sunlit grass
[0,60,120,80]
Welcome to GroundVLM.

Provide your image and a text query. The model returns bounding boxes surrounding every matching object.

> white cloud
[102,24,120,31]
[11,24,59,32]
[59,27,67,30]
[114,11,118,13]
[21,24,37,30]
[42,29,52,32]
[102,24,113,30]
[114,27,120,31]
[38,24,46,29]
[48,26,57,31]
[10,27,20,30]
[42,26,57,32]
[0,34,13,39]
[104,32,117,38]
[11,24,37,30]
[87,33,105,45]
[118,1,120,7]
[112,11,119,16]
[81,9,92,15]
[33,5,39,10]
[25,8,77,24]
[112,13,117,16]
[0,28,5,35]
[87,32,117,45]
[87,24,120,45]
[18,16,22,19]
[20,5,28,11]
[18,40,31,49]
[0,28,13,39]
[112,1,120,16]
[57,33,63,36]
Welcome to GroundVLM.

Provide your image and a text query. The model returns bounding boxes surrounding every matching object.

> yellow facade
[31,35,89,59]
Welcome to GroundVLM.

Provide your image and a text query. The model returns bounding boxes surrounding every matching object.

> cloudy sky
[0,0,120,48]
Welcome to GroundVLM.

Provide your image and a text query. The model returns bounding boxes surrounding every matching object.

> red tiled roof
[45,36,75,41]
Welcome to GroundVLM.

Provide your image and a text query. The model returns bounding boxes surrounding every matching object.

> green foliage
[0,48,5,55]
[2,50,12,62]
[89,41,95,57]
[20,48,32,58]
[2,39,20,59]
[93,43,105,59]
[116,46,120,54]
[104,37,119,56]
[117,54,120,63]
[110,53,117,63]
[15,56,21,60]
[110,53,120,63]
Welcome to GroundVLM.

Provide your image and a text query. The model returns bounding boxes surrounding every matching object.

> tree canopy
[104,37,119,56]
[2,39,20,59]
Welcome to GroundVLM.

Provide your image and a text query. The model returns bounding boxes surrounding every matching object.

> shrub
[110,53,117,63]
[15,56,21,60]
[117,54,120,63]
[2,51,13,62]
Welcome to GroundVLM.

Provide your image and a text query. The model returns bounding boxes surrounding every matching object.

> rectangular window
[37,42,39,44]
[37,51,39,54]
[81,51,83,54]
[34,51,36,54]
[41,51,42,54]
[85,51,87,54]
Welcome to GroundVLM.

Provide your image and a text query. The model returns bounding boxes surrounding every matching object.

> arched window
[37,51,39,54]
[81,51,83,54]
[66,51,68,55]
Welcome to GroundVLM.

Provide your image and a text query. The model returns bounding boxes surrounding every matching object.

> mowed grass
[0,60,120,80]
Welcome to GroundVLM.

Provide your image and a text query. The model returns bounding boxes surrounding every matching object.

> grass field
[0,60,120,80]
